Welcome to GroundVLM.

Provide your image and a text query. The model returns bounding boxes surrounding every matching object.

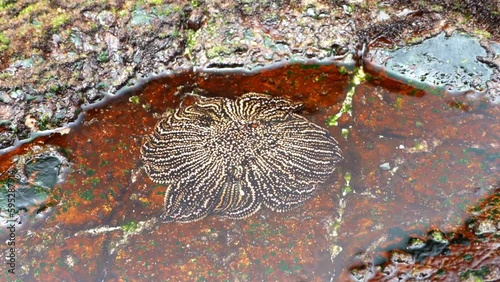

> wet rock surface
[0,1,499,281]
[0,0,499,149]
[0,145,69,222]
[350,189,500,282]
[371,32,493,93]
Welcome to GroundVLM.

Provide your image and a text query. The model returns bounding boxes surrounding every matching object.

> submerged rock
[349,189,500,282]
[0,145,69,223]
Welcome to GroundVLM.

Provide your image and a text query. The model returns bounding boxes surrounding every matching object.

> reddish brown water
[0,63,498,281]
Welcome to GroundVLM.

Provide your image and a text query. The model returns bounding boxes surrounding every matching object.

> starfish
[141,93,342,222]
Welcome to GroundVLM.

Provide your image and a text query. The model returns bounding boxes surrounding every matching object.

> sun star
[141,93,343,223]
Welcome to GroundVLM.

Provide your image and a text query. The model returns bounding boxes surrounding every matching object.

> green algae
[122,221,138,233]
[0,32,10,52]
[97,51,109,63]
[0,0,15,11]
[147,0,163,5]
[460,266,491,281]
[79,190,95,201]
[342,171,353,196]
[327,67,366,127]
[207,45,232,59]
[51,13,71,32]
[185,29,199,59]
[129,95,140,105]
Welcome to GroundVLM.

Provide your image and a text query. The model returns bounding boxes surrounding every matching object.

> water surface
[0,62,498,281]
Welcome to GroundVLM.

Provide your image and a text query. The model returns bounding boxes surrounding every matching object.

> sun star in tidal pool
[140,93,343,223]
